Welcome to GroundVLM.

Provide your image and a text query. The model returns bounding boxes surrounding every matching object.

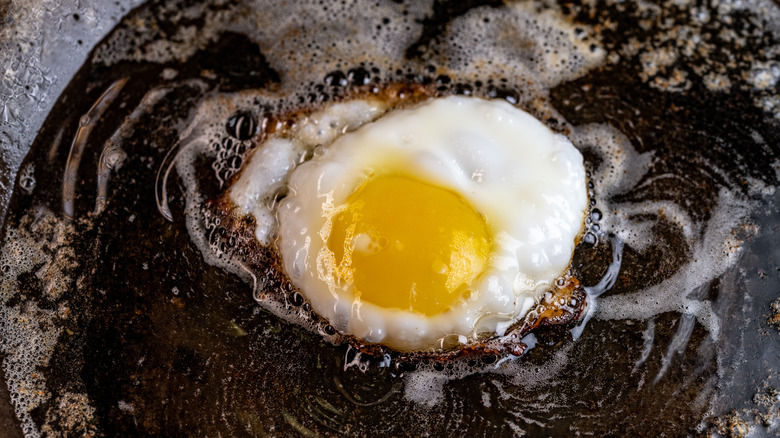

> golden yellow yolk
[326,174,492,316]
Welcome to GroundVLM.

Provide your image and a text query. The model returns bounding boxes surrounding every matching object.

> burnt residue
[770,299,780,331]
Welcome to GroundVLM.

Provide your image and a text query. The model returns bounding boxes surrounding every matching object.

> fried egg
[274,96,587,352]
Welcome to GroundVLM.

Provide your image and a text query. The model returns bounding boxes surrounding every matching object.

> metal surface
[0,0,779,436]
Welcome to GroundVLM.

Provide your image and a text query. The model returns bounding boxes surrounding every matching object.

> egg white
[276,96,587,352]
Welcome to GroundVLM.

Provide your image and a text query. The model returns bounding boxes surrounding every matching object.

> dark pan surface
[0,0,779,436]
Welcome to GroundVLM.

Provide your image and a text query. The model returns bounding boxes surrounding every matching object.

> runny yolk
[327,174,492,316]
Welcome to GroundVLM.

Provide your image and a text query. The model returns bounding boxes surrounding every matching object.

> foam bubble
[433,2,605,89]
[0,212,78,438]
[41,392,98,436]
[566,116,759,338]
[401,342,573,406]
[595,189,753,336]
[403,371,448,407]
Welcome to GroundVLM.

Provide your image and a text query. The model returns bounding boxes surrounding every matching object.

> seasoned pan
[0,0,778,436]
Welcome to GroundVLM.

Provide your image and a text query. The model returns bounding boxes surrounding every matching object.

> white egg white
[271,96,587,352]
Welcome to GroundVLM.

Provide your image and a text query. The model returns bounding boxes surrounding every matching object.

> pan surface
[0,0,779,436]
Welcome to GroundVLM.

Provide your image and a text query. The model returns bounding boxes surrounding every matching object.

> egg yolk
[327,174,492,316]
